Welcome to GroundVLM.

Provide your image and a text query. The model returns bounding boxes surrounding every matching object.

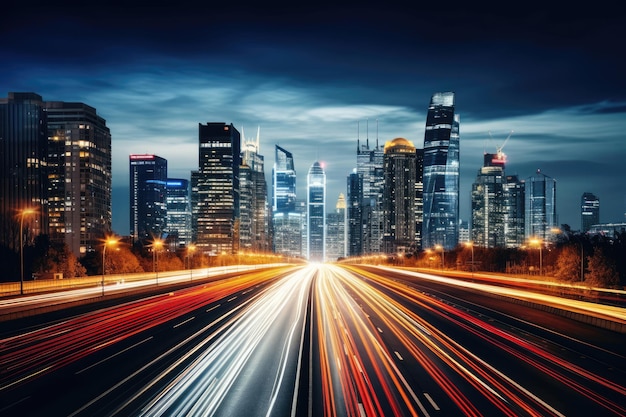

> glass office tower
[581,192,599,232]
[347,169,363,256]
[422,92,460,250]
[326,193,346,261]
[525,169,557,241]
[273,145,296,214]
[239,127,270,252]
[307,161,326,261]
[166,178,191,248]
[0,93,48,253]
[192,123,240,255]
[357,135,384,254]
[129,154,168,243]
[272,145,301,256]
[382,138,417,254]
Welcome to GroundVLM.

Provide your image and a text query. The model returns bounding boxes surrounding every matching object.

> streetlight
[102,237,118,296]
[529,237,543,276]
[187,244,196,281]
[435,244,444,270]
[152,238,163,285]
[465,241,474,275]
[19,208,35,295]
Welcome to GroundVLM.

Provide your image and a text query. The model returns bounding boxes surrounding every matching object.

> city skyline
[3,4,626,236]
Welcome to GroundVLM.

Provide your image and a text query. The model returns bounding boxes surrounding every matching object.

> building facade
[356,134,384,254]
[503,175,526,247]
[471,150,526,248]
[239,127,270,252]
[307,161,326,261]
[422,92,460,250]
[471,152,506,248]
[326,193,346,261]
[346,169,363,256]
[581,192,599,233]
[129,154,167,243]
[525,169,557,241]
[272,145,301,256]
[47,101,112,256]
[165,179,191,249]
[0,93,48,252]
[192,123,240,255]
[382,138,417,254]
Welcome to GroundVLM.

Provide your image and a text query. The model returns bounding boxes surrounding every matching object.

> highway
[1,263,624,416]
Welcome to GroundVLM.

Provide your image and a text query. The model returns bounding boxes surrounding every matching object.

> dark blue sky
[3,3,626,235]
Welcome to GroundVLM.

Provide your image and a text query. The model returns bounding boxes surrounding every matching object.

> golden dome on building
[384,137,416,153]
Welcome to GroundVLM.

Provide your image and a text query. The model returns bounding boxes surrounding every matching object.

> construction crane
[487,130,514,164]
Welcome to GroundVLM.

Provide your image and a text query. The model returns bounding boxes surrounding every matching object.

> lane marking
[173,316,195,328]
[423,393,440,411]
[394,351,403,361]
[206,304,221,312]
[227,296,237,302]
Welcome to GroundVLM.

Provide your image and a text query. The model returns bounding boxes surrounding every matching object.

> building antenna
[256,125,260,149]
[376,118,379,148]
[366,118,369,149]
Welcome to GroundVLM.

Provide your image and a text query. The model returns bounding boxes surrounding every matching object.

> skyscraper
[272,145,301,257]
[129,154,168,243]
[356,122,384,254]
[47,101,112,256]
[503,175,525,248]
[273,145,296,214]
[581,192,600,232]
[165,179,191,248]
[192,123,240,255]
[0,93,48,253]
[471,152,506,248]
[415,148,424,249]
[346,169,363,256]
[422,92,460,250]
[525,169,557,241]
[307,161,326,261]
[240,127,270,252]
[471,147,526,248]
[326,193,346,261]
[382,138,417,254]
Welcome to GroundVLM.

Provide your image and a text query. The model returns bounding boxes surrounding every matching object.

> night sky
[3,3,626,236]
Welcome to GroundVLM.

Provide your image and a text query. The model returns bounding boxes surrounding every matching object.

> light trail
[133,266,315,417]
[0,267,292,392]
[1,263,624,416]
[341,264,626,416]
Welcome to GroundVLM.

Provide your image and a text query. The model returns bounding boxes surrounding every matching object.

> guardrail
[0,264,288,298]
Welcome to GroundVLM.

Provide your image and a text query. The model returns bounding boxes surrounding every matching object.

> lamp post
[153,238,163,286]
[435,244,444,270]
[530,238,543,276]
[465,241,474,275]
[102,237,118,296]
[19,208,35,295]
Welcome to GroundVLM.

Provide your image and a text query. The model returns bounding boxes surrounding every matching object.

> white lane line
[75,337,153,375]
[227,296,237,302]
[377,327,383,333]
[394,351,403,361]
[206,304,221,312]
[173,316,195,328]
[423,393,440,411]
